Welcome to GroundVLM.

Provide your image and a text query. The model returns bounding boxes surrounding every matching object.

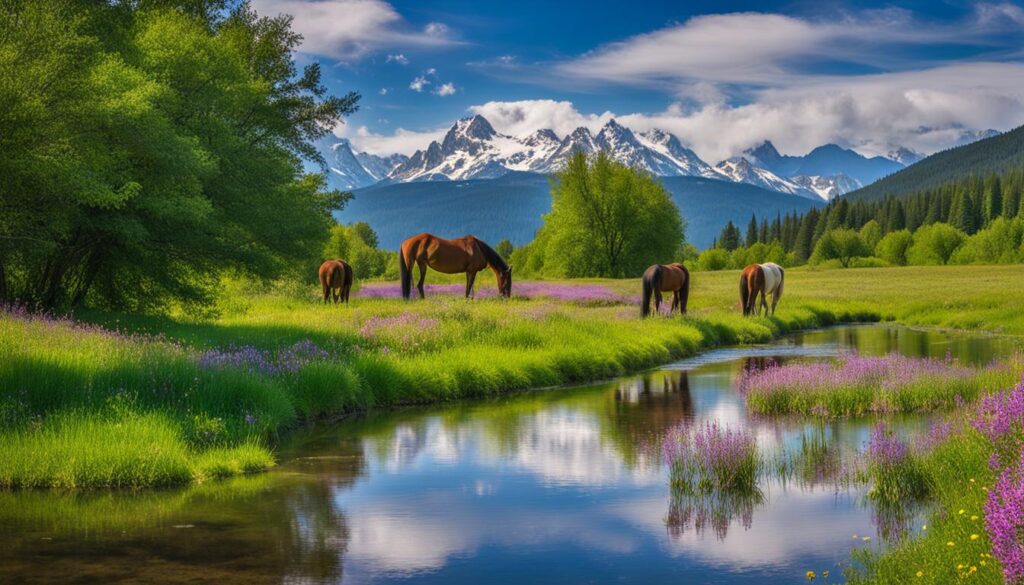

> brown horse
[640,262,690,317]
[739,262,784,316]
[399,233,511,300]
[318,259,353,304]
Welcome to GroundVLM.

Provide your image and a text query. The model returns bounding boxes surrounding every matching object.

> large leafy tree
[0,0,358,309]
[533,152,684,278]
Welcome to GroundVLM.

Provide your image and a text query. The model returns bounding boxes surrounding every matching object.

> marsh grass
[740,352,1020,417]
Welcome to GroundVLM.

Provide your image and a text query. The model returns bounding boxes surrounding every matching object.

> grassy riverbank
[2,264,1024,489]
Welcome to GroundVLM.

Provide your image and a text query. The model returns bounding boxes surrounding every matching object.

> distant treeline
[699,166,1024,270]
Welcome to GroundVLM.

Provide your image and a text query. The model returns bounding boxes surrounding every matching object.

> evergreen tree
[746,214,759,246]
[950,192,977,234]
[984,176,1003,225]
[719,221,741,251]
[793,209,818,262]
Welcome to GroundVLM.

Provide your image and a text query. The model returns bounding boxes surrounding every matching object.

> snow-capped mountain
[319,115,951,201]
[886,147,925,166]
[714,157,814,198]
[325,139,407,190]
[789,174,861,201]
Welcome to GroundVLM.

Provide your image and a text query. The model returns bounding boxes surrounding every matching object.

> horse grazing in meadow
[640,263,690,317]
[739,262,784,317]
[399,233,512,300]
[318,259,353,304]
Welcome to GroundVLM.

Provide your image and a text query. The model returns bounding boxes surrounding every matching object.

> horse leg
[333,287,340,304]
[465,271,477,299]
[654,289,663,315]
[771,292,779,316]
[416,260,427,299]
[322,284,330,304]
[670,291,679,314]
[759,290,768,317]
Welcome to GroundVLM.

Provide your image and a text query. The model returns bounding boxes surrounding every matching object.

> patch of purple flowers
[198,339,329,376]
[357,281,629,304]
[986,447,1024,583]
[359,313,439,338]
[867,424,909,467]
[972,379,1024,445]
[739,352,971,397]
[664,421,759,491]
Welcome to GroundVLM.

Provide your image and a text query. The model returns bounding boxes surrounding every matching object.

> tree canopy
[513,152,685,278]
[0,0,358,310]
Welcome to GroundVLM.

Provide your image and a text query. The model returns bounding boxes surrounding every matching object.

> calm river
[1,325,1019,584]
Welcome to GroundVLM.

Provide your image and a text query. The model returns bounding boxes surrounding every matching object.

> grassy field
[3,264,1024,489]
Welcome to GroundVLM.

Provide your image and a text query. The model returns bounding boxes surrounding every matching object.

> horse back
[759,263,782,294]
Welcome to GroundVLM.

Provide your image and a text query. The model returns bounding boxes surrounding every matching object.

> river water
[1,325,1018,584]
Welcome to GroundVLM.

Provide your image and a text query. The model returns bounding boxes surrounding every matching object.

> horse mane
[474,238,509,272]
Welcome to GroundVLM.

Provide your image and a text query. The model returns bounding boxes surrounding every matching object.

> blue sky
[251,0,1024,160]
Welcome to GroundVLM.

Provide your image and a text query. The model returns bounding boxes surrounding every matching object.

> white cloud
[251,0,456,60]
[336,124,448,156]
[469,99,615,137]
[379,88,389,95]
[434,82,457,96]
[409,76,430,92]
[385,53,409,65]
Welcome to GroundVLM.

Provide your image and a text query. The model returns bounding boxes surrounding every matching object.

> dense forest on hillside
[845,124,1024,201]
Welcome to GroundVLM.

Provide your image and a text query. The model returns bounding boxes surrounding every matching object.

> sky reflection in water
[1,325,1018,584]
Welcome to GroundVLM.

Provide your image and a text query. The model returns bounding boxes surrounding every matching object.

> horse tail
[739,270,749,316]
[399,249,411,301]
[641,265,661,318]
[679,266,690,315]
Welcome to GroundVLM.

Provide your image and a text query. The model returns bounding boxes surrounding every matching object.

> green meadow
[2,264,1024,489]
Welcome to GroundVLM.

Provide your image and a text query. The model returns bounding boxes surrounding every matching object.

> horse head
[498,265,513,298]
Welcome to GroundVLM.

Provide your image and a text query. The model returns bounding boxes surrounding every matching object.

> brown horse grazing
[399,233,511,300]
[640,262,690,317]
[318,259,353,304]
[739,262,784,316]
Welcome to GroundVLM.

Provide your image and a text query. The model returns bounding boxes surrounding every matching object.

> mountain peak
[454,115,496,140]
[746,140,781,160]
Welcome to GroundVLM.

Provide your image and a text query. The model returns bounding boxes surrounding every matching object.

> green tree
[696,248,730,271]
[906,223,966,265]
[951,217,1024,265]
[0,1,359,309]
[495,239,515,260]
[810,229,870,267]
[535,152,684,277]
[745,214,759,246]
[719,221,742,251]
[859,220,883,251]
[875,230,913,266]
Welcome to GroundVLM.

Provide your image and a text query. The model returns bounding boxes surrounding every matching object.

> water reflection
[0,325,1017,584]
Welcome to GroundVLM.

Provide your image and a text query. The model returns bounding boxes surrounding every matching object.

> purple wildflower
[197,339,329,376]
[867,424,908,467]
[986,446,1024,583]
[972,380,1024,443]
[664,421,759,491]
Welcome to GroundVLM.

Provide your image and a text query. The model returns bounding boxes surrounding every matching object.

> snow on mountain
[324,139,407,190]
[636,129,720,178]
[323,115,992,201]
[788,174,861,201]
[886,147,925,166]
[714,157,820,200]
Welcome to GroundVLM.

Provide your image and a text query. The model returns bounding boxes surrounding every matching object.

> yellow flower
[922,525,927,530]
[981,560,987,566]
[806,570,816,581]
[970,478,976,483]
[822,571,829,578]
[916,570,924,578]
[971,534,980,540]
[971,515,979,521]
[947,541,956,547]
[959,509,966,515]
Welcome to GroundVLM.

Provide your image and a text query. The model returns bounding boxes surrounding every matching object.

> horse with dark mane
[318,259,353,304]
[640,263,690,317]
[399,233,512,300]
[739,262,784,316]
